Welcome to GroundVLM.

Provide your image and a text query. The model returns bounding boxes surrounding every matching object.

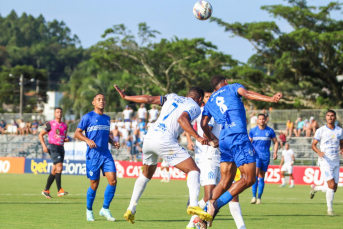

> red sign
[265,165,343,186]
[0,157,25,174]
[114,161,187,180]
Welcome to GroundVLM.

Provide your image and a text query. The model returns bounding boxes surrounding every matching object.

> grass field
[0,173,342,229]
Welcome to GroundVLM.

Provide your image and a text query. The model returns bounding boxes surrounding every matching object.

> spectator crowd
[0,119,44,135]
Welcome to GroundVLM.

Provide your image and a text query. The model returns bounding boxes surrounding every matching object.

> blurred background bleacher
[1,109,343,166]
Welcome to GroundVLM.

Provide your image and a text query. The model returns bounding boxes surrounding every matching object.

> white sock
[281,178,285,185]
[166,170,170,181]
[290,179,294,186]
[314,185,327,193]
[198,198,207,209]
[128,174,150,213]
[187,215,197,228]
[187,171,200,207]
[326,188,334,211]
[161,169,165,180]
[229,202,246,229]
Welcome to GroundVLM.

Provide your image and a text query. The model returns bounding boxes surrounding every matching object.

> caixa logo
[0,160,10,173]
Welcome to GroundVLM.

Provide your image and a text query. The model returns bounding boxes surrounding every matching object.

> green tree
[211,0,343,108]
[92,23,238,96]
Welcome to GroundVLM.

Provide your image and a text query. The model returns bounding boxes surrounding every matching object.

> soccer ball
[193,1,213,20]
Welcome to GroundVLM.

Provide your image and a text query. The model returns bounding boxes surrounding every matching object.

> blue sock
[103,184,116,209]
[87,187,97,210]
[252,176,258,198]
[217,191,233,209]
[257,177,265,199]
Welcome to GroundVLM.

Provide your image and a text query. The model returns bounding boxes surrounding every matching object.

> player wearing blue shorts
[74,93,120,222]
[249,114,278,204]
[201,76,282,221]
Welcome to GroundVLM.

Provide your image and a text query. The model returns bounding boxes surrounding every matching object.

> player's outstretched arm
[311,139,325,158]
[74,128,97,148]
[237,87,282,103]
[178,112,209,146]
[114,85,161,105]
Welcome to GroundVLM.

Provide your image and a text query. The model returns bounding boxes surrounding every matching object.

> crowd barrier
[1,157,342,186]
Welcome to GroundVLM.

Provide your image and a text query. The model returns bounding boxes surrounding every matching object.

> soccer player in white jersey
[279,143,295,188]
[114,85,213,224]
[310,110,343,216]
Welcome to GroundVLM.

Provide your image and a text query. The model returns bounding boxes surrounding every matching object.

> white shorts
[143,136,190,166]
[161,159,170,168]
[194,145,221,166]
[319,158,340,183]
[198,161,221,186]
[281,163,293,174]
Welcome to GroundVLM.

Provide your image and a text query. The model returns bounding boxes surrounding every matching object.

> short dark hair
[258,113,266,118]
[93,93,105,99]
[188,87,204,99]
[210,75,226,89]
[55,107,62,111]
[204,89,213,94]
[327,109,336,116]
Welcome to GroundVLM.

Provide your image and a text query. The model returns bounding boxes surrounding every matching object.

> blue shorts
[219,133,256,168]
[86,157,116,180]
[256,156,270,172]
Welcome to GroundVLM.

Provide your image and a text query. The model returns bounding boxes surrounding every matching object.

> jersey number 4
[216,96,228,114]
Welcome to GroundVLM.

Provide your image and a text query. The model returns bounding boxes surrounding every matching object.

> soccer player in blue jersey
[74,93,120,222]
[201,76,282,222]
[249,113,278,204]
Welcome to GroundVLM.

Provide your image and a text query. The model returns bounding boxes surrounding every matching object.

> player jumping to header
[200,76,282,223]
[249,113,278,204]
[310,110,343,216]
[74,93,120,222]
[114,84,213,224]
[40,107,69,198]
[186,90,246,229]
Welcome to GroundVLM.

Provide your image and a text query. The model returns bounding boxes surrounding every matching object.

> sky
[0,0,341,63]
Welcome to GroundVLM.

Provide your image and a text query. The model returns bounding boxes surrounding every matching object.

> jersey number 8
[216,96,228,114]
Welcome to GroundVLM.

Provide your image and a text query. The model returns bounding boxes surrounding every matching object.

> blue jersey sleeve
[232,83,245,97]
[202,104,212,119]
[270,129,276,139]
[77,114,89,131]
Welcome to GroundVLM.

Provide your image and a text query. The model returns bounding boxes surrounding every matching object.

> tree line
[1,0,342,117]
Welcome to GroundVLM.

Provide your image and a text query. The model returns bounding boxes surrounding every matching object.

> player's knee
[91,183,99,190]
[55,164,63,173]
[109,179,117,186]
[246,176,256,187]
